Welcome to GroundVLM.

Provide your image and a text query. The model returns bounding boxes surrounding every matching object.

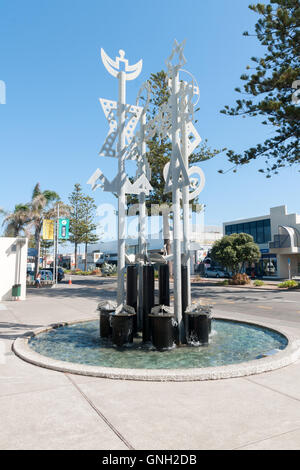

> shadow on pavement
[0,322,44,340]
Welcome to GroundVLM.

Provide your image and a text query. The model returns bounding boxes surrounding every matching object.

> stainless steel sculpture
[88,48,152,305]
[88,41,205,343]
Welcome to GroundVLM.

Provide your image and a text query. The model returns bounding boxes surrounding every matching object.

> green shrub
[70,270,90,275]
[253,280,264,286]
[278,280,299,289]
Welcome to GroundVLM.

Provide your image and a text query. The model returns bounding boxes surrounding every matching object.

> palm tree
[2,204,31,237]
[29,183,59,276]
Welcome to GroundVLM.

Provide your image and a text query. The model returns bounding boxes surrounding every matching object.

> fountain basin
[13,315,300,381]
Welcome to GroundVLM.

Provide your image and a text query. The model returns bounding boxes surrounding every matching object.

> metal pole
[117,71,126,306]
[181,82,191,308]
[126,264,138,334]
[171,70,183,342]
[56,203,59,285]
[53,219,56,285]
[138,111,147,328]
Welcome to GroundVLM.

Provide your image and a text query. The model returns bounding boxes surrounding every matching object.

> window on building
[263,219,271,242]
[257,220,264,244]
[249,222,257,241]
[224,219,271,244]
[244,223,250,233]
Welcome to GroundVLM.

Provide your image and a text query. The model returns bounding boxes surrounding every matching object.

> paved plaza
[1,276,300,450]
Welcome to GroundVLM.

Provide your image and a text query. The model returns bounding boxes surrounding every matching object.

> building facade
[88,225,223,274]
[223,206,300,279]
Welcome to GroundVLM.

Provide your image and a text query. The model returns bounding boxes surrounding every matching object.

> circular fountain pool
[29,318,287,368]
[13,317,300,381]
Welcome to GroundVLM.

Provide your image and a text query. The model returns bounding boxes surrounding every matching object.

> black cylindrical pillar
[187,313,209,346]
[126,265,138,335]
[159,264,170,306]
[149,314,175,350]
[181,265,189,343]
[111,314,135,347]
[142,264,154,343]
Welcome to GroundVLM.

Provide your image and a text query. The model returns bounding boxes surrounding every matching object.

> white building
[88,225,223,274]
[223,205,300,279]
[0,237,28,300]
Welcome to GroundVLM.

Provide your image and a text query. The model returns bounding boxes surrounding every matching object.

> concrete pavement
[1,276,300,450]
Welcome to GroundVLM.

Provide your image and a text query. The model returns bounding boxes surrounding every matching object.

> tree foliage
[211,233,261,274]
[81,195,99,271]
[221,0,299,176]
[129,71,223,208]
[29,183,60,275]
[69,184,99,268]
[2,204,31,237]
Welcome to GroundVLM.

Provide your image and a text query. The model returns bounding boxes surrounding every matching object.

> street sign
[42,219,54,240]
[59,218,70,240]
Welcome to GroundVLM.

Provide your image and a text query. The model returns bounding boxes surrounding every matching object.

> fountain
[87,39,210,350]
[13,41,299,381]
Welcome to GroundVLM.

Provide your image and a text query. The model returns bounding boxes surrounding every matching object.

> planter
[97,300,117,339]
[149,314,176,351]
[187,312,209,346]
[111,314,135,347]
[99,310,115,339]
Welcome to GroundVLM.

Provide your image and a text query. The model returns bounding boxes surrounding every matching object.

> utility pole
[55,203,60,285]
[53,219,56,285]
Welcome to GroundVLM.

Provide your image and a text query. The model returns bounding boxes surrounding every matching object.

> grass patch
[253,280,264,287]
[217,279,229,286]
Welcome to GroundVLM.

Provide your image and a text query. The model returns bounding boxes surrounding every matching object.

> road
[35,275,300,327]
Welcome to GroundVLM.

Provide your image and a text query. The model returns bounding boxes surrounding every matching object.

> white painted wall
[0,237,28,301]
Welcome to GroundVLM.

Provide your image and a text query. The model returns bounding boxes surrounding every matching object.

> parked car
[45,267,65,282]
[96,253,118,267]
[204,267,230,278]
[39,269,53,281]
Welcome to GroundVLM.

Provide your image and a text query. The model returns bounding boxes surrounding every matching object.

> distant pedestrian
[35,272,41,288]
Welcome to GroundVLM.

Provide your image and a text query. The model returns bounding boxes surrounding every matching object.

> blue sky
[0,0,299,236]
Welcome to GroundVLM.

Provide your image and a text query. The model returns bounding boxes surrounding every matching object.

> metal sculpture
[89,41,205,344]
[88,48,152,305]
[143,40,205,341]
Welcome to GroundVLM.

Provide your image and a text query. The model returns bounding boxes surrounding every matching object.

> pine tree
[81,195,99,271]
[68,184,87,269]
[221,0,299,176]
